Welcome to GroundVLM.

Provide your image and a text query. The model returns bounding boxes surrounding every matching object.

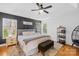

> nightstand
[6,35,17,46]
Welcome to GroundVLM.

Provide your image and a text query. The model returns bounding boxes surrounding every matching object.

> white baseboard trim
[0,44,6,47]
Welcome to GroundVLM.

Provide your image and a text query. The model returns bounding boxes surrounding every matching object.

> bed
[18,30,51,56]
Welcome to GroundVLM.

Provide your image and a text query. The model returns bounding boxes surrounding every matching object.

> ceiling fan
[31,3,52,14]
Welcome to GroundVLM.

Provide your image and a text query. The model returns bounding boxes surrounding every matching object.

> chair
[71,25,79,46]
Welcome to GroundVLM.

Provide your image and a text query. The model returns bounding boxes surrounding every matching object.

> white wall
[47,9,79,45]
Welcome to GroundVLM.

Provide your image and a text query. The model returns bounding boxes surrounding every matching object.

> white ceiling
[0,3,78,20]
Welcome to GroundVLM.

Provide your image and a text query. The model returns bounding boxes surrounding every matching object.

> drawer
[7,40,17,46]
[7,42,16,46]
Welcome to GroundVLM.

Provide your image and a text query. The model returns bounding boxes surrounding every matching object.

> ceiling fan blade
[31,9,41,11]
[36,3,40,7]
[43,10,49,14]
[43,5,52,9]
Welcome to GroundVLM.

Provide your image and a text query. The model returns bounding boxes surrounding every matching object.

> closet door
[2,18,17,46]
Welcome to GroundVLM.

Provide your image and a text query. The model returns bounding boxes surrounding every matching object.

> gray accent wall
[0,12,41,39]
[0,16,2,38]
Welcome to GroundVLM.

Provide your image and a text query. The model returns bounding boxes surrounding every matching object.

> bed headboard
[18,29,36,35]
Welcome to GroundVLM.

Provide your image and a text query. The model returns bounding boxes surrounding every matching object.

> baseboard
[0,44,6,47]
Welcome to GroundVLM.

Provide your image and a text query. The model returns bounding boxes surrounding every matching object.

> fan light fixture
[31,3,52,14]
[39,10,43,14]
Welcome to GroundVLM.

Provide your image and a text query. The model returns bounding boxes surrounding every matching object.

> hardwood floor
[56,45,79,56]
[0,44,79,56]
[0,46,7,56]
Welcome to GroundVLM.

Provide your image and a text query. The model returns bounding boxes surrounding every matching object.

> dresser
[6,35,17,46]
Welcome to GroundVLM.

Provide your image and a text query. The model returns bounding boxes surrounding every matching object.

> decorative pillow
[22,32,35,36]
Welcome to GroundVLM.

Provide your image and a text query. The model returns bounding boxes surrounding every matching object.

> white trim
[0,44,6,47]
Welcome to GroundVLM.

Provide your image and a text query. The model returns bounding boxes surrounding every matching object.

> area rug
[7,42,63,56]
[33,42,63,56]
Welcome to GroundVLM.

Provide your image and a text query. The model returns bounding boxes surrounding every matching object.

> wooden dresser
[6,35,17,46]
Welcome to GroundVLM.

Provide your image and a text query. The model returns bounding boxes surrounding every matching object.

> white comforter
[18,34,51,56]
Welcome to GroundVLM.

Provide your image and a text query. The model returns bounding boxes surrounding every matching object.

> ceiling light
[39,10,43,14]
